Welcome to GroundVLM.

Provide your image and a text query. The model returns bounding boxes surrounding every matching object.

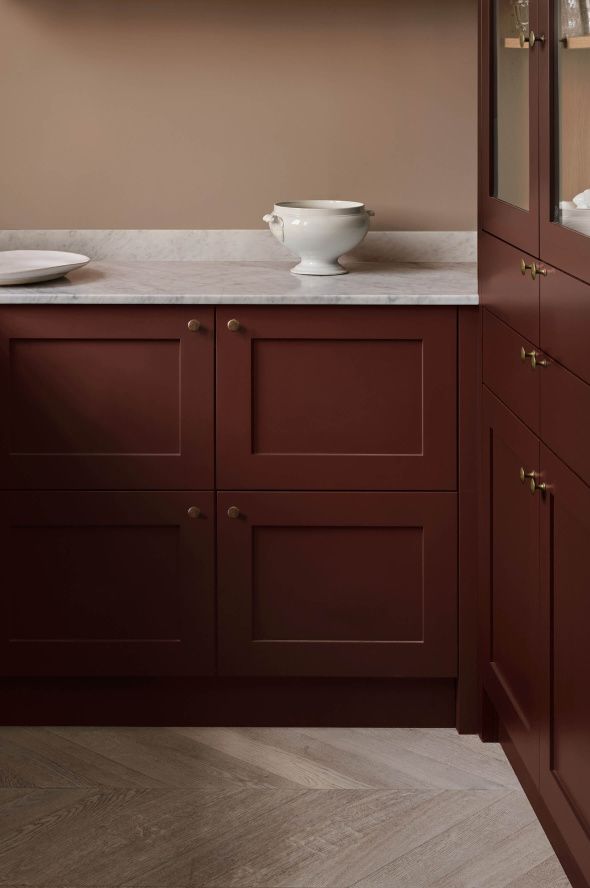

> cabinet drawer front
[479,232,540,345]
[541,266,590,386]
[0,492,215,677]
[540,448,590,887]
[217,307,457,491]
[483,310,540,434]
[481,389,541,786]
[0,307,214,490]
[218,491,457,678]
[541,359,590,488]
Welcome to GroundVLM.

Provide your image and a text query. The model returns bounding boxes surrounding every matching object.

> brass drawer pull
[531,264,548,280]
[520,259,534,276]
[227,319,241,332]
[187,506,201,519]
[520,468,548,495]
[227,506,241,519]
[187,319,201,332]
[520,347,549,369]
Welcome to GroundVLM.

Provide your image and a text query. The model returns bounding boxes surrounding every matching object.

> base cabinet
[217,491,457,677]
[0,491,215,677]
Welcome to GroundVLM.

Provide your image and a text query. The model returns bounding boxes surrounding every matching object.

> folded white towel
[573,189,590,209]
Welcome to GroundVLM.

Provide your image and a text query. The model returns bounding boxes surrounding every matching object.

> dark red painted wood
[541,266,590,386]
[541,356,590,488]
[0,491,215,676]
[216,307,457,491]
[480,0,540,255]
[479,232,540,344]
[483,308,541,434]
[540,446,590,887]
[457,308,480,734]
[0,307,214,490]
[0,677,457,728]
[539,1,590,287]
[217,490,457,678]
[481,388,541,785]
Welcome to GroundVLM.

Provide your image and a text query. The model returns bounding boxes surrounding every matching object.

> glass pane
[555,0,590,237]
[493,0,530,210]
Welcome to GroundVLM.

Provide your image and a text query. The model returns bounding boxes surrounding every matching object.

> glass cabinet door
[540,0,590,282]
[481,0,540,255]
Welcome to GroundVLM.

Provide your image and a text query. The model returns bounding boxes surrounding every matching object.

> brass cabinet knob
[187,319,201,332]
[520,30,545,48]
[227,506,240,519]
[187,506,201,519]
[520,466,536,484]
[520,259,534,276]
[227,319,241,332]
[530,477,548,495]
[520,347,549,369]
[531,264,548,280]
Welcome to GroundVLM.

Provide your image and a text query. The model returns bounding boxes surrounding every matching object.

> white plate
[0,250,90,286]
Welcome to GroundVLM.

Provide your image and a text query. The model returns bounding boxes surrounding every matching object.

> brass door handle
[520,347,549,369]
[520,30,545,48]
[531,264,548,280]
[227,319,241,332]
[227,506,241,519]
[187,319,201,332]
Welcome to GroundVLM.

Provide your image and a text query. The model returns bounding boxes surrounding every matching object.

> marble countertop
[0,260,479,305]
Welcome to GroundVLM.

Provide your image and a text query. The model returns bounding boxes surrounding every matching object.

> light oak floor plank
[0,727,571,887]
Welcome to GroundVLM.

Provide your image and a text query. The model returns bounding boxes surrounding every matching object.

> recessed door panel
[0,491,215,676]
[0,307,214,489]
[217,307,457,491]
[218,491,457,677]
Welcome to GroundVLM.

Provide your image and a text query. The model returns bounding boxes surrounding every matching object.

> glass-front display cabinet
[540,0,590,283]
[482,0,590,279]
[480,0,540,256]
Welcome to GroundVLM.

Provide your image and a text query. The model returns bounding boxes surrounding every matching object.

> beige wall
[0,0,477,230]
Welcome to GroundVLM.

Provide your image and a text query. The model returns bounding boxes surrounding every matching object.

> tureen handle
[263,213,285,243]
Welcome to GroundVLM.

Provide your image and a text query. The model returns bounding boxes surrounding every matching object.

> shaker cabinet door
[216,307,457,491]
[217,490,457,678]
[0,307,214,490]
[482,388,542,786]
[0,491,215,677]
[539,447,590,887]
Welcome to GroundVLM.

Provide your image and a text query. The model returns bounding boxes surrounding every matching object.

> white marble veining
[0,229,477,263]
[0,259,478,305]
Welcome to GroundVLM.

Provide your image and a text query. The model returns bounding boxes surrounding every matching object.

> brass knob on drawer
[531,264,548,280]
[530,477,549,495]
[520,347,549,369]
[227,506,241,519]
[227,319,240,332]
[187,506,201,519]
[520,259,534,276]
[187,319,201,332]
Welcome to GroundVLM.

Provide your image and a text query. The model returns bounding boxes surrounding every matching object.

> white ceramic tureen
[263,200,374,275]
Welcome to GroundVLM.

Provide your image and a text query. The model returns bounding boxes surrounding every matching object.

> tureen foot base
[290,259,348,276]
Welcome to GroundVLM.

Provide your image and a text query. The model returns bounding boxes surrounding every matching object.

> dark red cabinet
[216,307,457,491]
[540,447,590,887]
[479,233,540,345]
[217,490,457,678]
[0,491,215,677]
[481,388,542,786]
[0,307,214,490]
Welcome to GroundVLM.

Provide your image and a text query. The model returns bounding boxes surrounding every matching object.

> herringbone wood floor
[0,727,570,887]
